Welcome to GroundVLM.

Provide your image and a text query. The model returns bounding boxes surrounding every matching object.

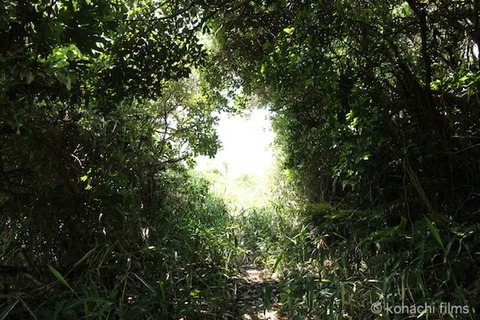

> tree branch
[406,0,432,92]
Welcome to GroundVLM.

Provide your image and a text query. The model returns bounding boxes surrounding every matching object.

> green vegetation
[197,166,273,209]
[1,0,480,319]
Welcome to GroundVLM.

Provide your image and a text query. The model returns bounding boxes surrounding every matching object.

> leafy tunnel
[1,1,479,319]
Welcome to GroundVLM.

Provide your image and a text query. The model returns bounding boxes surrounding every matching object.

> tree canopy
[2,0,212,260]
[211,0,480,216]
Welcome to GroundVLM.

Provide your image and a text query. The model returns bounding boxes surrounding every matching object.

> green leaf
[0,299,18,320]
[65,74,72,91]
[25,71,35,84]
[424,216,444,249]
[189,289,201,298]
[66,50,76,61]
[262,282,272,310]
[48,264,77,295]
[132,272,157,295]
[272,253,283,274]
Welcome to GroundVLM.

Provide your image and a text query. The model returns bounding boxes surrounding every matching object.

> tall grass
[0,171,241,319]
[271,204,480,319]
[4,167,478,319]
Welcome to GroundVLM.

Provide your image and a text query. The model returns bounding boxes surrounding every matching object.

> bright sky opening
[195,108,275,206]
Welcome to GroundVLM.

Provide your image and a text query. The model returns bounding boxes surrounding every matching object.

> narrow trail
[222,204,291,319]
[234,264,283,320]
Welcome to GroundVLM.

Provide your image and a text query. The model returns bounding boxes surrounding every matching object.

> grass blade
[132,272,157,295]
[424,216,444,249]
[47,264,77,296]
[272,253,283,274]
[0,299,18,320]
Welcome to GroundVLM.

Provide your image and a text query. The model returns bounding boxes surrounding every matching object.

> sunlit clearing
[195,109,275,208]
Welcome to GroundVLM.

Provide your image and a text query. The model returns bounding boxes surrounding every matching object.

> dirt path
[234,265,284,320]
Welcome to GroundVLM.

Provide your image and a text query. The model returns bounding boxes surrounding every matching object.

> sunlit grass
[195,165,274,210]
[195,109,275,210]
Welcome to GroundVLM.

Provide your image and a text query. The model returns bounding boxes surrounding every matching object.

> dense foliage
[213,0,480,212]
[208,0,480,318]
[0,0,235,318]
[2,0,480,319]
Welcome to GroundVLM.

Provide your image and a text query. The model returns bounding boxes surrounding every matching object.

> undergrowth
[2,173,479,320]
[1,172,240,319]
[271,204,480,319]
[219,200,480,320]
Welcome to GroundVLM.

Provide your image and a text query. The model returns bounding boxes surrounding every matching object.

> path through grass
[223,205,300,320]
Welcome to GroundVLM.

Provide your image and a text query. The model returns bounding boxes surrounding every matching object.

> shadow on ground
[234,264,284,320]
